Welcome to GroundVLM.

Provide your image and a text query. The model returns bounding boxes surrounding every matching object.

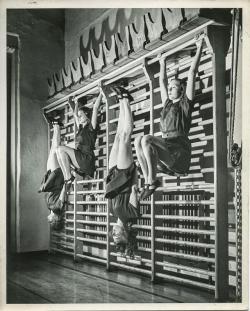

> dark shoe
[110,85,133,102]
[64,175,75,192]
[43,111,53,125]
[139,184,149,200]
[52,120,64,127]
[43,111,64,127]
[141,180,161,200]
[64,175,75,184]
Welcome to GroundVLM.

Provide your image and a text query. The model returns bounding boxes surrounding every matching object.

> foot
[141,180,161,200]
[43,111,64,127]
[139,184,149,200]
[52,120,64,127]
[64,175,75,192]
[64,175,75,184]
[42,112,53,125]
[110,85,133,102]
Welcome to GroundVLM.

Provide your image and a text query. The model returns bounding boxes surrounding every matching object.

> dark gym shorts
[39,167,64,193]
[45,191,64,214]
[105,163,139,224]
[157,136,191,175]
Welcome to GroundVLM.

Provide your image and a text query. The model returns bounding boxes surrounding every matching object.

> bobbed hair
[170,77,186,87]
[48,213,64,231]
[77,96,92,119]
[109,224,138,256]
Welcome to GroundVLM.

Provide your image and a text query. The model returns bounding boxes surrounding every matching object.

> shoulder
[90,123,99,133]
[161,98,172,112]
[181,94,193,106]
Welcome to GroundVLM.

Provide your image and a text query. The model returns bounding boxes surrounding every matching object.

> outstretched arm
[186,38,203,101]
[58,184,67,209]
[91,92,103,130]
[159,56,169,104]
[68,97,80,129]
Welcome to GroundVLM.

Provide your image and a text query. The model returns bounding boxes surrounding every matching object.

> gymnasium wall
[64,8,195,66]
[7,9,65,252]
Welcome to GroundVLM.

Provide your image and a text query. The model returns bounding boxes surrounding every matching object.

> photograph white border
[0,1,249,310]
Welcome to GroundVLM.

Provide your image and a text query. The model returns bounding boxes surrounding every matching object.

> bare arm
[186,38,203,101]
[68,96,80,129]
[159,56,169,104]
[59,184,66,203]
[91,92,103,130]
[73,99,80,129]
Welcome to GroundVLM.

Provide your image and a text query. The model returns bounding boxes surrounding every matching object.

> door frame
[7,33,20,253]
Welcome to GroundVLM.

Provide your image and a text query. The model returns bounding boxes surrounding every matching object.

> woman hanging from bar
[135,37,204,200]
[55,91,103,186]
[38,122,67,230]
[104,85,139,256]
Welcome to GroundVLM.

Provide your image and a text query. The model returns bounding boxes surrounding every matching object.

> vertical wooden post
[100,82,111,271]
[71,104,77,261]
[142,59,156,282]
[47,120,52,254]
[207,25,230,301]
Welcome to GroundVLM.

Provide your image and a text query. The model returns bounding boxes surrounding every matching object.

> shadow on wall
[79,8,176,61]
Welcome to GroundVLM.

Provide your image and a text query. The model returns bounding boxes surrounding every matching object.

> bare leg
[134,136,149,184]
[108,99,125,169]
[56,149,68,180]
[141,134,173,185]
[121,98,133,133]
[117,97,125,134]
[56,146,80,180]
[117,98,133,169]
[141,135,159,185]
[47,125,61,172]
[109,134,120,169]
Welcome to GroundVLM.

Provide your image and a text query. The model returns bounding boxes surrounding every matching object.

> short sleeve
[181,94,192,116]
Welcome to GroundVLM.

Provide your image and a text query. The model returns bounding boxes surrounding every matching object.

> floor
[7,251,215,304]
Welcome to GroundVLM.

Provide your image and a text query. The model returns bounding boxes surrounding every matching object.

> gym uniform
[39,168,65,213]
[74,124,97,177]
[105,163,139,224]
[158,93,193,175]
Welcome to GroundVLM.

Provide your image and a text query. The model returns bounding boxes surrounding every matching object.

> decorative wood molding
[80,51,93,81]
[46,9,232,99]
[128,15,148,59]
[91,43,105,79]
[70,57,82,85]
[114,28,131,67]
[47,76,56,97]
[102,35,118,73]
[62,65,73,88]
[144,10,165,51]
[53,71,64,93]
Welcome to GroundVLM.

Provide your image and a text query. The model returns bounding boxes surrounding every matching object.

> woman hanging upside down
[104,86,139,256]
[135,37,204,200]
[55,91,103,187]
[38,123,67,230]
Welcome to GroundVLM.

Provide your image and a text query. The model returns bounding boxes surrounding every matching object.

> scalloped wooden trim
[62,65,73,88]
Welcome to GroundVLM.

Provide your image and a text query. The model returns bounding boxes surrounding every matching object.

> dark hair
[48,213,64,231]
[77,96,88,105]
[78,106,92,119]
[125,226,138,256]
[115,241,127,253]
[110,224,138,256]
[171,78,186,87]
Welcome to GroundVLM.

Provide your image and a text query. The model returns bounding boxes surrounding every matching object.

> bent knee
[141,135,153,147]
[134,136,143,149]
[56,146,65,154]
[118,131,131,143]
